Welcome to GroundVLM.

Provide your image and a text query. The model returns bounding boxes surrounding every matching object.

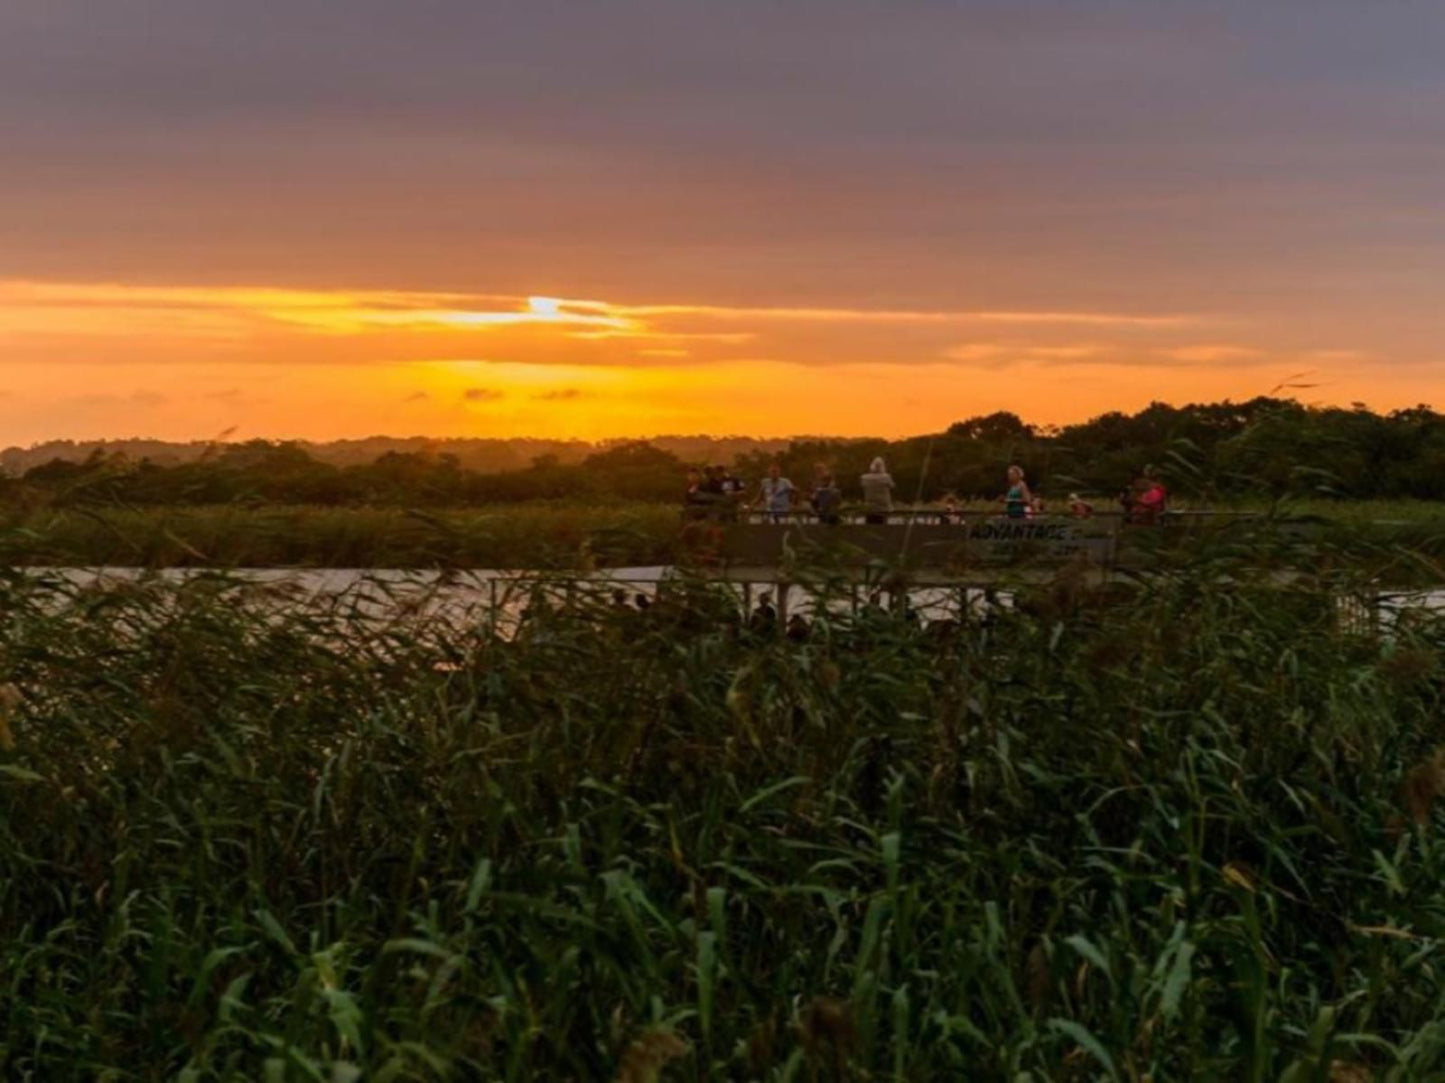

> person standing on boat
[1001,465,1031,519]
[757,462,796,524]
[861,457,895,524]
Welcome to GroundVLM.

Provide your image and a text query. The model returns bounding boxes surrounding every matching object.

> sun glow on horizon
[0,276,1411,444]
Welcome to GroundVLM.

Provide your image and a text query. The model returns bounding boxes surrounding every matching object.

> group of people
[686,458,895,524]
[685,460,1169,525]
[992,464,1164,522]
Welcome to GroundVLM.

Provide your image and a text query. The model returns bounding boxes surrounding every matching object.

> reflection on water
[29,567,1445,640]
[22,566,1014,639]
[1377,590,1445,631]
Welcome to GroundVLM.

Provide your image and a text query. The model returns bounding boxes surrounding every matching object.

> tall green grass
[3,499,1445,571]
[2,538,1445,1079]
[0,504,681,569]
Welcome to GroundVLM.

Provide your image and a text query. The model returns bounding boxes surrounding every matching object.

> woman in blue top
[1002,465,1031,519]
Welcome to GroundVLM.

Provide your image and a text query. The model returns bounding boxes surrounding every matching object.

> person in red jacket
[1127,467,1168,524]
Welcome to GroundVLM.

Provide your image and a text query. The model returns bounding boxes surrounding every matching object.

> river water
[23,566,1438,638]
[21,566,1001,636]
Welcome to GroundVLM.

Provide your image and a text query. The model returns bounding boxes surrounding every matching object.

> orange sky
[0,277,1430,443]
[3,2,1444,443]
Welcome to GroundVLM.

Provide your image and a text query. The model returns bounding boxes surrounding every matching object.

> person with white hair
[860,457,895,524]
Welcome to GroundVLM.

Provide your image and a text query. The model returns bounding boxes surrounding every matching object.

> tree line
[6,396,1445,508]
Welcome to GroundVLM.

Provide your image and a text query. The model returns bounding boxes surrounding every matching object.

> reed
[0,503,682,569]
[1,537,1444,1078]
[2,499,1445,571]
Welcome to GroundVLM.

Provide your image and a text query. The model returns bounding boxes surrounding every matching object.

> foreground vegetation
[4,535,1445,1079]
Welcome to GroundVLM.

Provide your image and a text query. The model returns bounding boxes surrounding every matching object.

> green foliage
[0,504,681,569]
[2,498,1445,572]
[11,397,1445,512]
[3,541,1445,1077]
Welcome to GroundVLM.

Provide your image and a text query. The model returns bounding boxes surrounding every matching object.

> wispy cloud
[461,387,504,402]
[626,302,1195,327]
[943,343,1008,362]
[0,278,1225,379]
[944,342,1107,367]
[1160,344,1264,363]
[965,311,1193,328]
[70,388,170,407]
[1024,344,1105,359]
[0,277,1199,340]
[943,338,1294,370]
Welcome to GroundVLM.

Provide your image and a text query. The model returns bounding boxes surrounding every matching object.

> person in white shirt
[756,463,796,523]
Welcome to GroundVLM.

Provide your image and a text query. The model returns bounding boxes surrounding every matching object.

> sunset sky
[3,0,1443,443]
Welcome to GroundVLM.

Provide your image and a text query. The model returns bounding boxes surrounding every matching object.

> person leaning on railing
[1001,465,1032,519]
[720,467,746,516]
[683,467,710,520]
[860,457,896,524]
[1124,466,1168,525]
[756,463,796,524]
[811,473,843,525]
[683,465,731,522]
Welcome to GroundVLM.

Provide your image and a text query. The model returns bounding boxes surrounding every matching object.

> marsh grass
[0,504,682,569]
[3,499,1445,569]
[3,528,1445,1079]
